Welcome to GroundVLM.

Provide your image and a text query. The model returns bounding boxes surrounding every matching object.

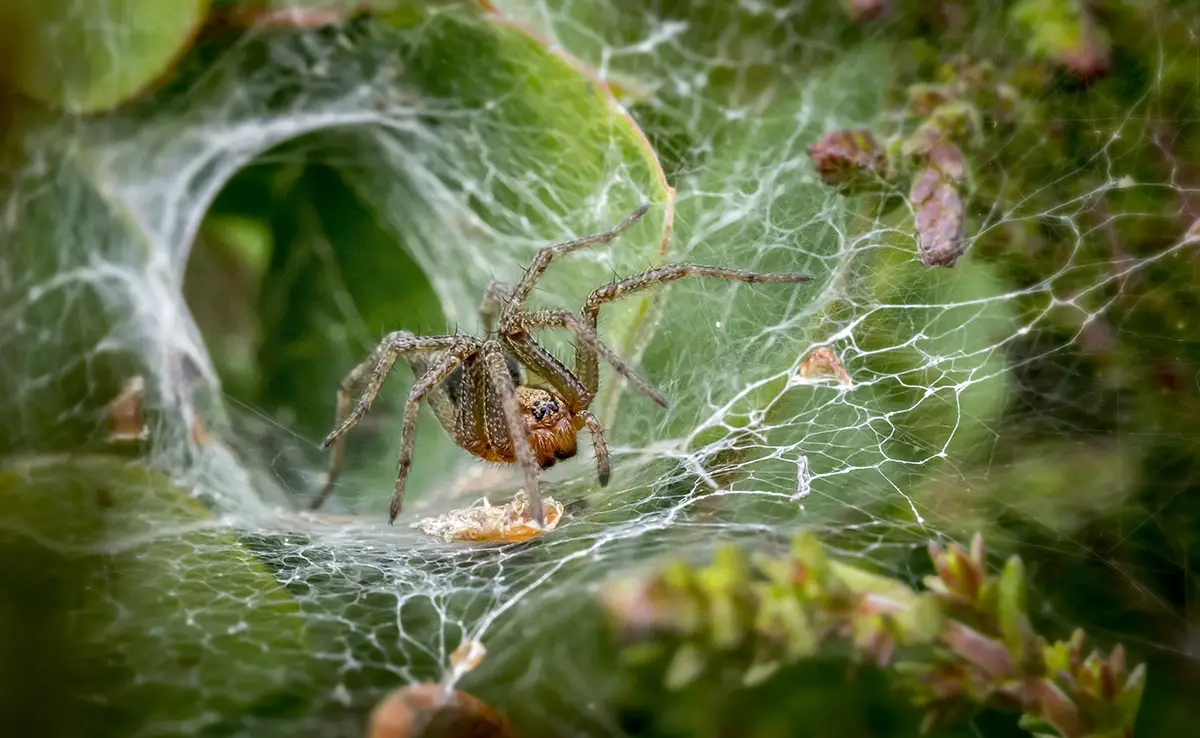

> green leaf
[754,582,817,659]
[639,43,893,437]
[496,0,860,176]
[1117,664,1147,724]
[859,235,1015,459]
[0,0,210,112]
[997,554,1030,662]
[906,592,945,645]
[0,455,310,735]
[1010,0,1107,66]
[664,644,708,690]
[742,658,781,687]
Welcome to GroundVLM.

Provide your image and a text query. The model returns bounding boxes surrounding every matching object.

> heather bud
[910,168,966,267]
[806,128,889,193]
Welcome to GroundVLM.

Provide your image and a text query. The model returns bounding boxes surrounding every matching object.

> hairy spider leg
[575,264,813,401]
[499,203,651,326]
[579,411,611,486]
[380,348,475,523]
[480,342,546,527]
[515,309,668,408]
[478,280,512,335]
[501,331,590,408]
[311,332,479,513]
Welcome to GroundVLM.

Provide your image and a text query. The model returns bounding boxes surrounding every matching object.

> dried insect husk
[799,347,853,387]
[450,639,486,674]
[413,491,563,543]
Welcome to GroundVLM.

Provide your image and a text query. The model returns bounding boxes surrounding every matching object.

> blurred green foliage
[602,533,1145,738]
[0,456,313,737]
[1,1,1199,737]
[0,0,209,112]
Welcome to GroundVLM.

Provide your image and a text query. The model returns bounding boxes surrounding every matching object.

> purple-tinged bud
[806,129,889,193]
[911,168,966,267]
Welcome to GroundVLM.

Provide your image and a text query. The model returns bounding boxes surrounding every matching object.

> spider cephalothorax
[309,204,810,527]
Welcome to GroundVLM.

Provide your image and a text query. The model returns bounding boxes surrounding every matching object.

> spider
[308,204,811,527]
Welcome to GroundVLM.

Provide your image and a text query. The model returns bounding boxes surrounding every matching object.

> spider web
[2,1,1198,736]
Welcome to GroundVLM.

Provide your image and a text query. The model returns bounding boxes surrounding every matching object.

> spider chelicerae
[308,204,811,527]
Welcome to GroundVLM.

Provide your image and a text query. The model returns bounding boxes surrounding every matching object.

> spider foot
[321,416,360,449]
[324,398,379,448]
[388,490,404,526]
[526,499,546,530]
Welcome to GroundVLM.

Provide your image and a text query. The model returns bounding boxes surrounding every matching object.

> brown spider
[309,204,811,527]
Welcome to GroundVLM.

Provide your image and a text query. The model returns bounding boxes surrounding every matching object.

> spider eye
[532,399,559,420]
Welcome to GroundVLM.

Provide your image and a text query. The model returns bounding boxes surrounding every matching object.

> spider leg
[575,264,811,393]
[387,349,473,524]
[501,331,590,409]
[579,411,611,486]
[515,309,668,408]
[481,342,546,528]
[479,280,511,335]
[500,204,650,324]
[310,332,478,512]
